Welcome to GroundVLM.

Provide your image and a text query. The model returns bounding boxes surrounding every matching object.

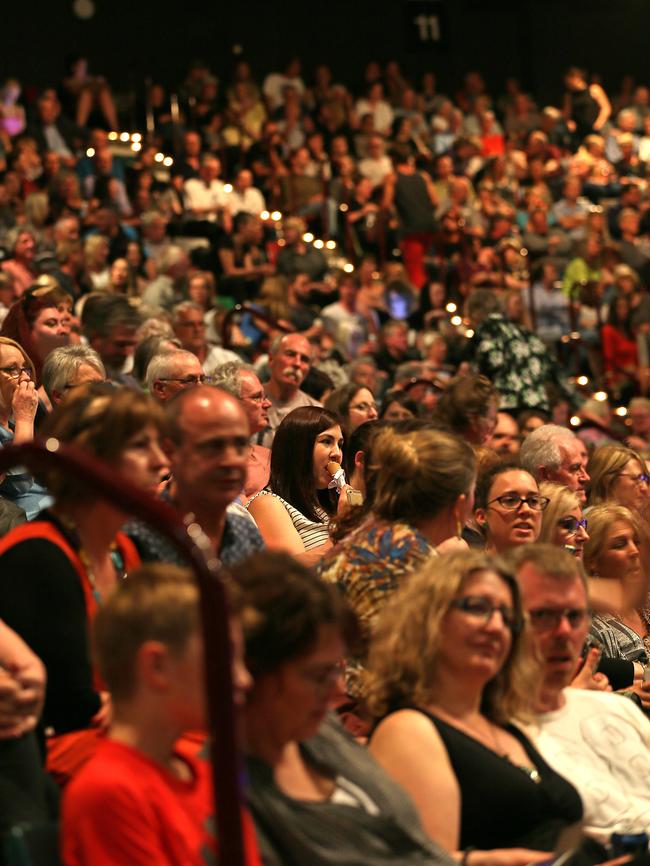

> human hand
[11,380,38,424]
[629,678,650,710]
[571,647,611,692]
[469,848,551,866]
[0,662,45,739]
[91,691,112,729]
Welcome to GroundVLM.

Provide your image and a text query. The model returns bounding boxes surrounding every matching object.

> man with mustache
[261,333,321,447]
[510,544,650,844]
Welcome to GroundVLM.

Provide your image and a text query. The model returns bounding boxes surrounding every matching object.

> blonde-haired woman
[318,426,476,695]
[587,444,650,513]
[538,482,589,559]
[583,504,649,677]
[83,234,111,292]
[366,550,582,864]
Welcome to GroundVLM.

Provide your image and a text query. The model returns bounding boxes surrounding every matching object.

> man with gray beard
[260,333,321,447]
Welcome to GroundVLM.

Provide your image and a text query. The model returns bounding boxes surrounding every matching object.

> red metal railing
[0,439,245,866]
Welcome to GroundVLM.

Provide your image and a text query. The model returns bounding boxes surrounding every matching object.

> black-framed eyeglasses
[557,516,588,535]
[527,607,590,632]
[158,375,207,386]
[451,595,523,633]
[487,494,550,512]
[619,472,650,486]
[0,365,32,380]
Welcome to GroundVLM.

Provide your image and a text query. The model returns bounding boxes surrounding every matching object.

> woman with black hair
[246,406,348,564]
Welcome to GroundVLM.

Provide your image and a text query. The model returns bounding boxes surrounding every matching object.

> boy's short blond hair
[94,564,200,700]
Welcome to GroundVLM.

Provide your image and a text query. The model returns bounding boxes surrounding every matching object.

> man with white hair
[145,350,205,403]
[41,345,106,407]
[211,361,272,498]
[519,423,590,503]
[260,333,321,447]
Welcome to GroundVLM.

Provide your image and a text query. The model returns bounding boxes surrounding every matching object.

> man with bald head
[261,332,321,447]
[127,386,264,565]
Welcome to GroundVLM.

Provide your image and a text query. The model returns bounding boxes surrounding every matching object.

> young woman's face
[476,470,543,553]
[552,506,589,559]
[31,306,69,359]
[313,425,344,489]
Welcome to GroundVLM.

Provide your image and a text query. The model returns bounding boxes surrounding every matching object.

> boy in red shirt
[61,564,261,866]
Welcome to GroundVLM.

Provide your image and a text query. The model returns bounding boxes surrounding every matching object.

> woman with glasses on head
[366,550,583,865]
[474,463,547,554]
[587,444,650,514]
[325,382,378,437]
[0,336,50,519]
[583,504,650,683]
[538,482,589,560]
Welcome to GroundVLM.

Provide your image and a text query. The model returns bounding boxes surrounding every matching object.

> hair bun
[375,429,420,480]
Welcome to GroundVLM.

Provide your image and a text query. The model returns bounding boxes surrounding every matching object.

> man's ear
[537,465,551,482]
[161,435,177,463]
[152,380,166,402]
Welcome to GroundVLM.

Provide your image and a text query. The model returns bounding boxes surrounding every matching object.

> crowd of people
[1,53,650,866]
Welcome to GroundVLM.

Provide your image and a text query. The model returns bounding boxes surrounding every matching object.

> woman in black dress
[366,549,587,866]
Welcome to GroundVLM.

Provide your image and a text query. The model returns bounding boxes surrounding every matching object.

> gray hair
[519,424,577,478]
[41,345,106,400]
[210,360,257,398]
[171,300,203,325]
[394,361,425,385]
[158,245,187,274]
[145,350,202,391]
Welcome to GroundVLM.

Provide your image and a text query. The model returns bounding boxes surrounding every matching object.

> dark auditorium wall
[5,0,650,103]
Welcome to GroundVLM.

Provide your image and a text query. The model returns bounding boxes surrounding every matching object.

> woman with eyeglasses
[538,482,589,559]
[234,551,456,866]
[324,382,379,436]
[586,443,650,514]
[365,550,583,865]
[474,463,546,554]
[0,336,51,520]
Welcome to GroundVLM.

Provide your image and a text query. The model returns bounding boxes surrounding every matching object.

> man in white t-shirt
[510,544,650,844]
[183,155,230,224]
[358,136,393,190]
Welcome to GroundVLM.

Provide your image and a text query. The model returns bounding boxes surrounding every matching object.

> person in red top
[62,563,262,866]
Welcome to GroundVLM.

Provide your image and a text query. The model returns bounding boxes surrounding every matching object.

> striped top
[246,490,330,551]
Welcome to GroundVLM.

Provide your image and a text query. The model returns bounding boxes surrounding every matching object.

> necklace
[56,512,127,605]
[430,706,542,785]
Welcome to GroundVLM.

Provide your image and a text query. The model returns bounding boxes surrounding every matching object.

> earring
[456,519,462,538]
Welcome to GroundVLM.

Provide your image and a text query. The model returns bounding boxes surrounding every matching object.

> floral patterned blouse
[317,517,437,695]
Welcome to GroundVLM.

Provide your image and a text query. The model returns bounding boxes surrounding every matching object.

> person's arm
[247,495,307,555]
[0,620,46,738]
[590,83,611,131]
[0,539,101,733]
[370,709,460,850]
[382,172,397,212]
[421,171,440,208]
[247,495,332,564]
